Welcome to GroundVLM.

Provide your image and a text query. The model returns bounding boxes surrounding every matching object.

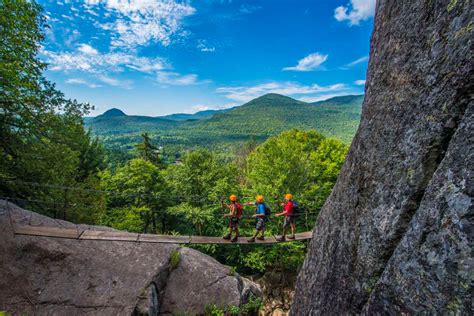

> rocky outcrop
[292,1,472,314]
[256,271,297,316]
[0,201,261,315]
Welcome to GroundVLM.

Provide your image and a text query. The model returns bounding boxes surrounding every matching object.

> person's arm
[222,201,233,217]
[275,203,289,216]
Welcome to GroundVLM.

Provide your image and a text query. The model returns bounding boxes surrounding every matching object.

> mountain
[85,94,364,149]
[100,108,127,117]
[179,93,364,143]
[160,108,234,121]
[312,94,364,107]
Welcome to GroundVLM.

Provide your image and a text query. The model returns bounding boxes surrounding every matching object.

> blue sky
[39,0,375,116]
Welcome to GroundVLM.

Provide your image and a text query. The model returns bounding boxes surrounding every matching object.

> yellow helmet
[256,195,264,202]
[229,194,238,202]
[285,193,293,201]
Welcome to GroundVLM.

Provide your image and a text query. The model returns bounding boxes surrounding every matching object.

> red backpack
[234,202,243,218]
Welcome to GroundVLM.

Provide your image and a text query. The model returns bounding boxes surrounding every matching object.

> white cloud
[283,53,328,72]
[77,43,98,55]
[239,4,261,14]
[298,93,353,103]
[156,71,208,86]
[216,81,347,103]
[85,0,196,48]
[43,44,167,74]
[189,102,237,113]
[354,79,366,85]
[197,40,216,52]
[347,56,369,67]
[97,75,132,89]
[335,0,376,26]
[65,78,102,88]
[192,104,210,112]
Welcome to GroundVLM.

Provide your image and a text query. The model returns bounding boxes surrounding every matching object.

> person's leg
[248,218,261,242]
[278,217,288,241]
[288,222,296,239]
[224,220,232,239]
[231,223,239,242]
[283,217,289,237]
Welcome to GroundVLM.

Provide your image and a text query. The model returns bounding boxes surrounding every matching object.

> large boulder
[292,0,472,314]
[0,201,261,315]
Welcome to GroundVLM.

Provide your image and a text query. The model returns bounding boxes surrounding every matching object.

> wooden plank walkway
[12,224,313,244]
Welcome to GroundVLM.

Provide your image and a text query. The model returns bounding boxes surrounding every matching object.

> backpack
[234,203,243,218]
[263,202,272,216]
[290,201,301,217]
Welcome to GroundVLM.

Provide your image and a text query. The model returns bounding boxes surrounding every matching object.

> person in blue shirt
[246,195,267,242]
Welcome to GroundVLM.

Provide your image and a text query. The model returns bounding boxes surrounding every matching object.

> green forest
[1,0,354,277]
[86,93,363,164]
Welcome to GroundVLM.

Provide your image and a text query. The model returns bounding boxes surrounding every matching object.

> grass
[170,249,181,270]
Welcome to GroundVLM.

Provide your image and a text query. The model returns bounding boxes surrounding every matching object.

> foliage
[100,158,168,233]
[203,294,262,316]
[240,295,263,315]
[0,0,105,221]
[246,129,348,216]
[134,133,163,167]
[204,304,225,316]
[170,249,181,270]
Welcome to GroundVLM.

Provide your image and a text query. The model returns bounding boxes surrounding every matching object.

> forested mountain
[85,94,363,155]
[182,93,363,143]
[161,107,234,121]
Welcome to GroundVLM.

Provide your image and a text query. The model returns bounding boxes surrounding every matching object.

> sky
[38,0,376,116]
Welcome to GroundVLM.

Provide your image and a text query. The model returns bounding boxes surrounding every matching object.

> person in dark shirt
[222,194,242,242]
[276,193,295,242]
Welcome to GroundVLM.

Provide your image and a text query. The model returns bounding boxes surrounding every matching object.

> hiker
[245,195,269,242]
[276,193,296,242]
[222,194,243,242]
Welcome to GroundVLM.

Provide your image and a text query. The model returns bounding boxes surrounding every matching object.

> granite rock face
[0,201,261,315]
[292,0,473,314]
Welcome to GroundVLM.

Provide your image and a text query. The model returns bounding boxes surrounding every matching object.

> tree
[101,158,168,233]
[0,0,105,222]
[246,129,348,226]
[134,133,162,167]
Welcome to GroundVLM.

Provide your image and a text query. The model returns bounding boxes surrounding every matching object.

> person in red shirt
[276,193,295,242]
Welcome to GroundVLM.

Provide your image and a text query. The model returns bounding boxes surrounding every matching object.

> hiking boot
[231,236,239,243]
[276,236,286,242]
[257,236,265,241]
[288,235,295,240]
[223,234,231,240]
[247,237,256,243]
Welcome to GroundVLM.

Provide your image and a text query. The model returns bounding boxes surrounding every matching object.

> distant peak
[248,93,299,103]
[101,108,126,117]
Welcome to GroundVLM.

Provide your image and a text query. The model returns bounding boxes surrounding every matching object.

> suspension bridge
[2,181,312,244]
[12,224,313,244]
[2,195,314,245]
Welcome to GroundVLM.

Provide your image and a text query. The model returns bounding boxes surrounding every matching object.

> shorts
[229,217,239,230]
[283,216,294,228]
[255,217,265,230]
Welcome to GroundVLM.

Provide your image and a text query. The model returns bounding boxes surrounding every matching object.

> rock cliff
[292,0,472,314]
[0,201,261,315]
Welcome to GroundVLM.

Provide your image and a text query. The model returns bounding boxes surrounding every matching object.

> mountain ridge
[85,93,364,146]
